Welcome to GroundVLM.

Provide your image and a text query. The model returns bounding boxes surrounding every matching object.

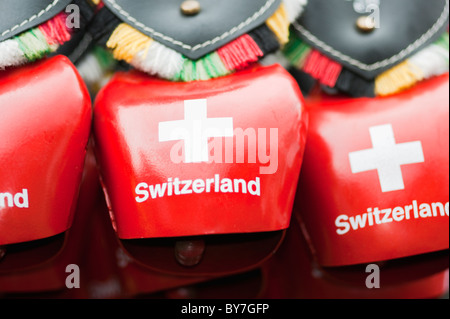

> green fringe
[93,45,117,70]
[15,28,52,62]
[435,32,449,49]
[202,53,231,79]
[173,52,230,82]
[282,32,311,67]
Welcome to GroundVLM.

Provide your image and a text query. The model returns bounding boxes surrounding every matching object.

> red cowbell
[279,73,449,299]
[0,56,92,294]
[93,64,308,276]
[295,73,449,267]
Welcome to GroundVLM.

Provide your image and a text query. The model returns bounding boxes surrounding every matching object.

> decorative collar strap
[285,0,449,97]
[89,0,307,82]
[0,0,97,69]
[0,0,72,42]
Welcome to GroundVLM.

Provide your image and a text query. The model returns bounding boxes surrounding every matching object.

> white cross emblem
[348,124,425,193]
[158,99,234,163]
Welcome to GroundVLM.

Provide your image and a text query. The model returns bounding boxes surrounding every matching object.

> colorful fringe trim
[375,33,449,96]
[102,0,307,82]
[284,31,450,97]
[0,12,72,69]
[76,45,117,93]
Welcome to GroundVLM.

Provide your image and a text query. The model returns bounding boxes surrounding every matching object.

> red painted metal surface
[0,56,92,246]
[295,74,449,266]
[93,64,308,239]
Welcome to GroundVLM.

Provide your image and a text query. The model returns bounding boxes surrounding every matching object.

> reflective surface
[295,74,449,266]
[0,56,92,246]
[94,64,308,239]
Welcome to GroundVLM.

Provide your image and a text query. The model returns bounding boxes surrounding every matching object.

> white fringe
[132,41,185,80]
[409,43,449,79]
[260,50,291,68]
[283,0,308,22]
[0,39,27,69]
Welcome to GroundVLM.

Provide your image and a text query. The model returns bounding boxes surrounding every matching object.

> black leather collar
[0,0,73,42]
[293,0,449,79]
[102,0,282,60]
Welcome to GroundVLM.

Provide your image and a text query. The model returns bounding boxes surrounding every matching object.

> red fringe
[217,34,264,71]
[303,50,342,87]
[38,12,72,45]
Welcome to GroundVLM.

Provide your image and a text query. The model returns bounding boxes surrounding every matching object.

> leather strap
[0,0,73,42]
[293,0,449,79]
[103,0,281,60]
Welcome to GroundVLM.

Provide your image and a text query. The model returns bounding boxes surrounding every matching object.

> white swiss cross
[158,99,234,163]
[348,124,425,193]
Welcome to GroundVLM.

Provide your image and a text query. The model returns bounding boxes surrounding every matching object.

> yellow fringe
[91,0,102,5]
[375,60,424,96]
[106,23,152,63]
[266,3,290,46]
[104,3,292,72]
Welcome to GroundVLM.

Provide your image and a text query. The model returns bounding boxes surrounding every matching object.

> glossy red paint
[262,215,449,299]
[295,73,449,267]
[0,56,92,246]
[93,64,308,239]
